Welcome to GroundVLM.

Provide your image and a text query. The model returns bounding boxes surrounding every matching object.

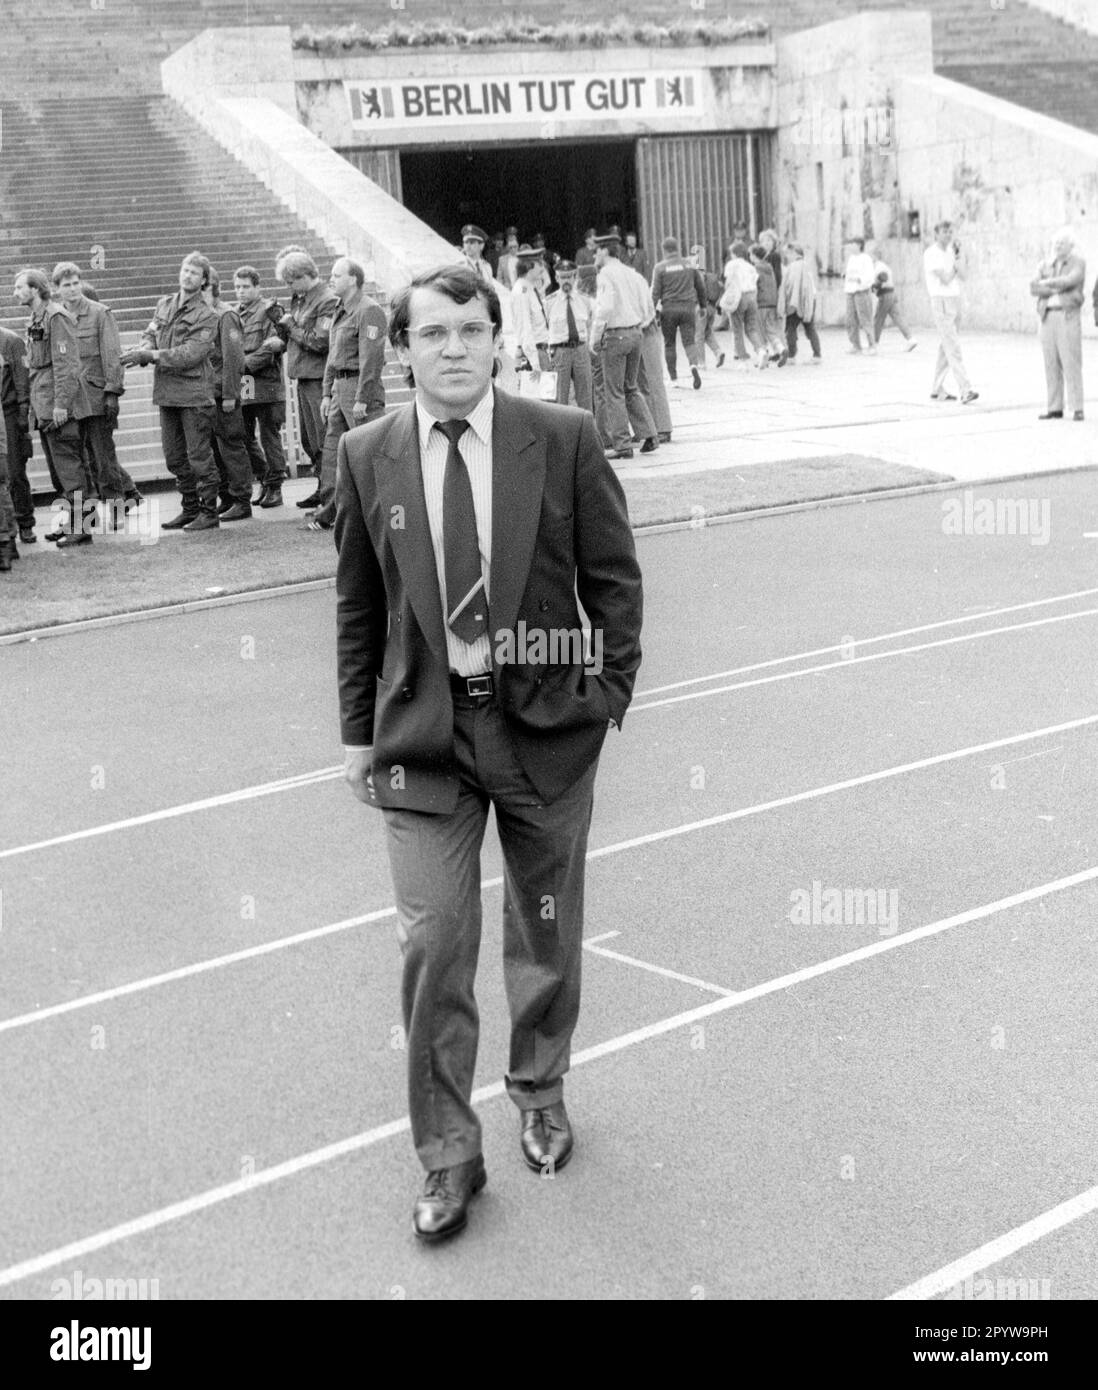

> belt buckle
[466,674,492,698]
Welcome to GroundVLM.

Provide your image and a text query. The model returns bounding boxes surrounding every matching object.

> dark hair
[207,265,221,298]
[51,261,82,286]
[661,237,679,253]
[182,251,212,288]
[749,243,766,260]
[515,259,535,279]
[16,267,51,299]
[234,265,261,285]
[601,242,622,260]
[731,241,750,262]
[388,264,502,385]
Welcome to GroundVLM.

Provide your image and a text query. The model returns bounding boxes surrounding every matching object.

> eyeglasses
[406,322,495,348]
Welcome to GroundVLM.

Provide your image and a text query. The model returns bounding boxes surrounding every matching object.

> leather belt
[550,340,582,348]
[333,368,358,378]
[450,671,494,703]
[605,323,640,332]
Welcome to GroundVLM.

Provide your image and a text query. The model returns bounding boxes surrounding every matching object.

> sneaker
[961,390,979,405]
[930,392,956,402]
[691,367,702,390]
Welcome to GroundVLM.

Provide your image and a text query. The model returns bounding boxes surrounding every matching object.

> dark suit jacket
[334,388,643,813]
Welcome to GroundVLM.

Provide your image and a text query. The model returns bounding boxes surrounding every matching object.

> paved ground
[2,466,1098,1301]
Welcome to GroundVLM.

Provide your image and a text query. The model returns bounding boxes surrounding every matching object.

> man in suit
[1030,228,1086,421]
[334,264,643,1243]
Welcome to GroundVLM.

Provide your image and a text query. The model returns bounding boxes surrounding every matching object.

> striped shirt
[415,388,494,678]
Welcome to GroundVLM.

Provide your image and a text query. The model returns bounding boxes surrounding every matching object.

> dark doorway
[399,139,637,260]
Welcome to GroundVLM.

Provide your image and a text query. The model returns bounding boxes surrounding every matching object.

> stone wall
[776,10,1098,333]
[161,27,459,293]
[1026,0,1098,38]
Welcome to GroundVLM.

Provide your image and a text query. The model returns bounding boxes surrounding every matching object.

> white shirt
[511,277,550,369]
[415,388,494,678]
[843,251,876,293]
[924,243,960,298]
[723,258,758,295]
[592,257,650,341]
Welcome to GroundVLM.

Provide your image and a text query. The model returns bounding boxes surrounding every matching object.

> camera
[265,301,290,340]
[27,321,45,341]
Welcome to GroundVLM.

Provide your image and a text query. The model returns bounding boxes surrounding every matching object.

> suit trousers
[382,700,599,1170]
[930,297,972,397]
[242,401,287,486]
[549,344,593,413]
[638,322,672,435]
[873,289,912,342]
[159,405,219,514]
[596,327,656,452]
[294,376,325,470]
[1040,309,1084,414]
[659,303,699,378]
[4,409,35,529]
[845,290,876,349]
[79,414,136,499]
[211,400,256,503]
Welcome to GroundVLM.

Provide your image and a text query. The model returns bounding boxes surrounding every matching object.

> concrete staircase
[0,96,409,488]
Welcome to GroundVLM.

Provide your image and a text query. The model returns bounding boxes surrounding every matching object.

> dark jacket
[753,260,778,309]
[280,281,340,380]
[141,290,218,408]
[27,301,88,425]
[68,294,124,419]
[333,389,643,812]
[651,257,707,310]
[0,327,30,428]
[209,301,246,402]
[238,297,285,404]
[321,288,388,411]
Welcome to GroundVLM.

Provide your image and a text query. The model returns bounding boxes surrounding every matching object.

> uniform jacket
[27,301,87,426]
[511,277,551,368]
[281,282,340,380]
[650,256,707,310]
[0,327,30,428]
[1030,253,1086,320]
[141,291,218,408]
[321,288,388,411]
[238,297,286,404]
[333,389,643,813]
[68,294,124,418]
[209,301,246,401]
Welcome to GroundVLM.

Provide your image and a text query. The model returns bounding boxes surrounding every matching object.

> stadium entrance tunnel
[398,138,639,259]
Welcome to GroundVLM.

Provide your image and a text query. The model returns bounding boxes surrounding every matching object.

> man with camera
[234,265,288,507]
[13,267,96,547]
[924,221,978,404]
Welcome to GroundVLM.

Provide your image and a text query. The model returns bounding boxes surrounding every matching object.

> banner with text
[346,71,705,130]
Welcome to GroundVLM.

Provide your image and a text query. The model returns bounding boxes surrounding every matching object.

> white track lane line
[631,605,1098,713]
[888,1185,1098,1300]
[3,711,1097,1036]
[636,586,1098,699]
[583,942,734,996]
[4,592,1098,863]
[3,861,1097,1290]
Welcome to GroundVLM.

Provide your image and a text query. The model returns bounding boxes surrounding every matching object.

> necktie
[437,419,487,644]
[564,287,579,347]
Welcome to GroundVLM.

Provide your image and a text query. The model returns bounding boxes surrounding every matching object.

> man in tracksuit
[123,252,221,531]
[203,267,254,521]
[234,264,287,508]
[305,257,387,531]
[14,267,95,547]
[650,236,707,389]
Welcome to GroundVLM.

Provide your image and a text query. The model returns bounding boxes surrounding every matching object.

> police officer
[13,267,96,547]
[202,267,254,521]
[0,324,34,543]
[459,225,495,288]
[51,262,143,521]
[263,250,340,504]
[305,257,387,531]
[233,264,287,508]
[122,252,221,532]
[544,259,594,412]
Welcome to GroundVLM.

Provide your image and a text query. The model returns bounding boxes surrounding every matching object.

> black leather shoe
[182,512,220,532]
[44,527,67,542]
[640,436,658,454]
[412,1155,487,1243]
[259,487,284,508]
[56,532,92,549]
[692,366,702,389]
[19,527,36,544]
[219,501,252,521]
[520,1100,574,1174]
[216,496,236,515]
[1038,411,1063,420]
[161,510,199,530]
[296,491,322,509]
[252,486,268,506]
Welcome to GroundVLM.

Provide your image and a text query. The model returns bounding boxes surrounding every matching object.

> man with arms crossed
[335,264,643,1242]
